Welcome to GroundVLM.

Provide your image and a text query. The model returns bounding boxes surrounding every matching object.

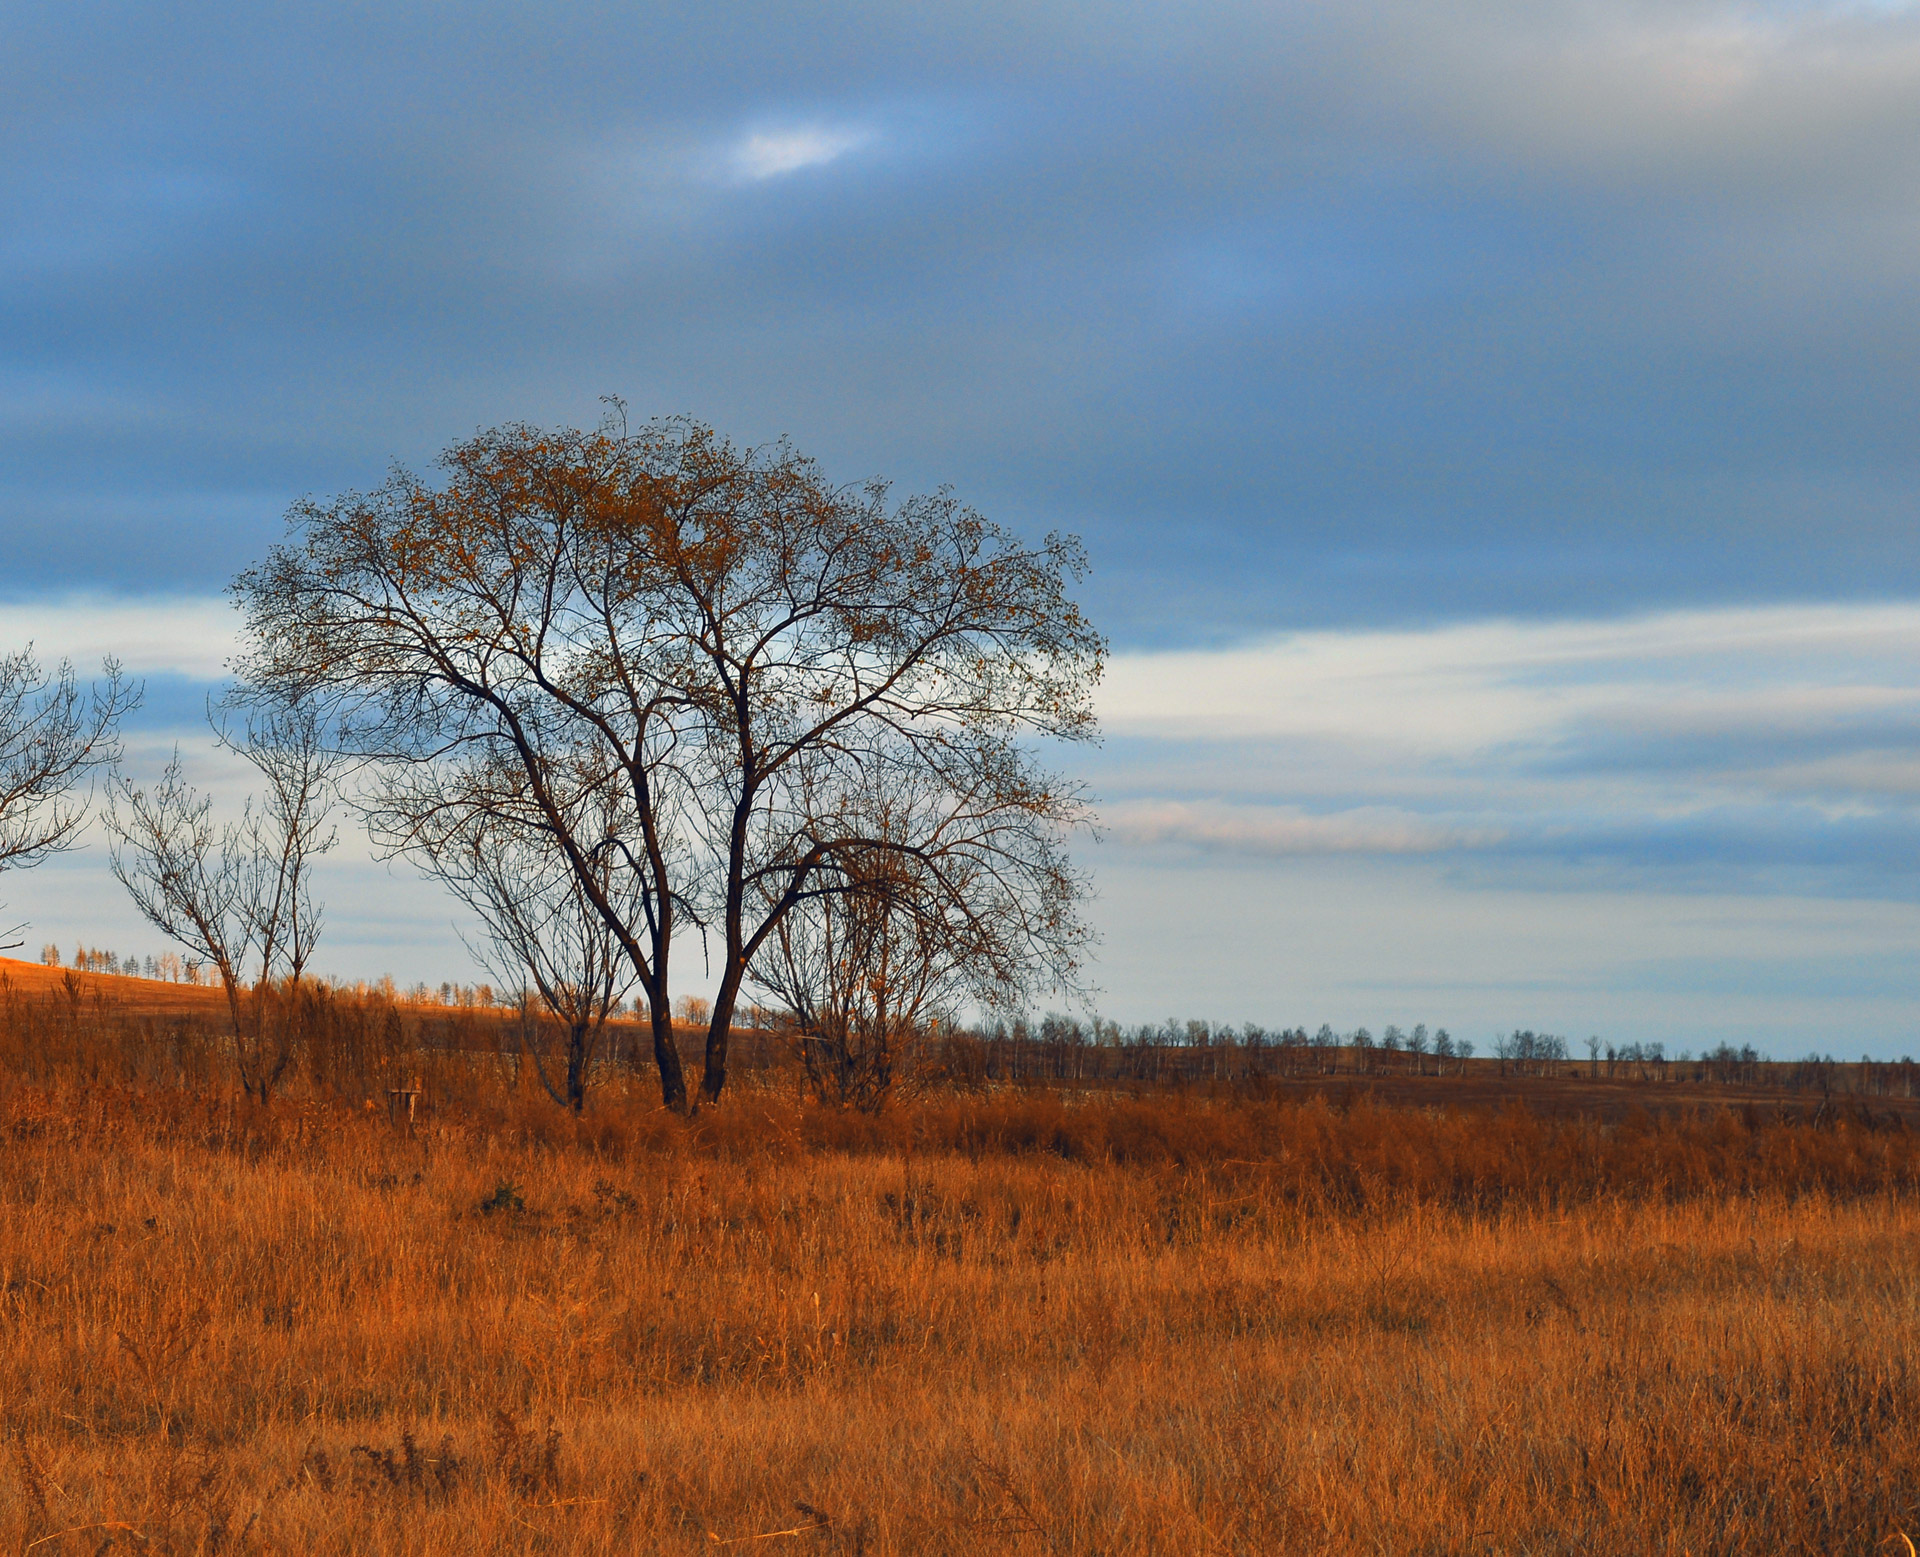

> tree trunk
[567,1021,588,1112]
[702,1025,729,1103]
[703,971,745,1103]
[651,1004,687,1111]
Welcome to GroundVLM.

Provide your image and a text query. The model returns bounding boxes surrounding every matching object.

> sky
[5,0,1920,1054]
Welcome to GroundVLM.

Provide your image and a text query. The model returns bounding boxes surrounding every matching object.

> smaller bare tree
[439,818,642,1113]
[751,766,1068,1111]
[107,705,338,1102]
[756,864,944,1111]
[0,646,139,944]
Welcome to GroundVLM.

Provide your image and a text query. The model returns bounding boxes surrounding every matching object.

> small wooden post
[386,1074,422,1126]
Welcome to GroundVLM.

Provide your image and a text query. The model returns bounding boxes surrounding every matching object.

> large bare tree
[0,647,139,943]
[232,414,1101,1108]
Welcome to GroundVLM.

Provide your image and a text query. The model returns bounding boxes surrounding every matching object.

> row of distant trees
[945,1017,1476,1089]
[934,1022,1919,1099]
[989,1019,1481,1073]
[14,912,1913,1106]
[43,944,199,983]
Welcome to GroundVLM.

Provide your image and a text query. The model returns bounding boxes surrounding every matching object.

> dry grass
[3,982,1920,1551]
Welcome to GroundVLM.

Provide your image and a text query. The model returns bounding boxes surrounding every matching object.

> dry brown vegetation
[4,966,1920,1552]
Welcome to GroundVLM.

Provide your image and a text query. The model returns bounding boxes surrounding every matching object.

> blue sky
[6,0,1920,1053]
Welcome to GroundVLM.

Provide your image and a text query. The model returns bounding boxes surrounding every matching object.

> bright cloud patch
[1094,601,1920,885]
[1102,603,1920,749]
[1103,800,1505,856]
[729,125,870,182]
[0,593,236,681]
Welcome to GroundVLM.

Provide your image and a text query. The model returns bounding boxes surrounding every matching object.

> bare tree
[749,768,1019,1109]
[233,413,1101,1109]
[0,647,139,943]
[222,701,337,986]
[758,874,933,1111]
[424,792,642,1112]
[107,706,338,1102]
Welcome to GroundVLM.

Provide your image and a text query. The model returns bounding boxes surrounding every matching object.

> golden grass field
[4,963,1920,1553]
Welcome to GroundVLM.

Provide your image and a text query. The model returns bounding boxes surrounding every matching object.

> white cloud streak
[1097,601,1920,864]
[729,125,871,181]
[1102,800,1505,856]
[10,592,1918,880]
[0,593,237,680]
[1103,601,1920,750]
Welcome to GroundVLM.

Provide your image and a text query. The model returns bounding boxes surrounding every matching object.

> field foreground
[5,965,1920,1552]
[3,1068,1920,1555]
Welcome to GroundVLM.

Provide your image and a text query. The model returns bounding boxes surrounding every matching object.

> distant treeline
[14,955,1915,1104]
[925,1017,1471,1084]
[920,1019,1920,1097]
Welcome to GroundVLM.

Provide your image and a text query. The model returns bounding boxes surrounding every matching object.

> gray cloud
[1093,602,1920,894]
[5,1,1920,637]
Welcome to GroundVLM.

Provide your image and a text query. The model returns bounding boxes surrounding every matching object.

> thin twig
[708,1519,832,1545]
[24,1523,147,1551]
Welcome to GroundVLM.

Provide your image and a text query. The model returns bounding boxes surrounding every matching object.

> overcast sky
[6,0,1920,1053]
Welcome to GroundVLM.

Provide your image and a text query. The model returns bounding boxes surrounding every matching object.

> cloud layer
[0,594,236,681]
[1079,601,1920,1048]
[5,1,1920,639]
[1095,602,1920,895]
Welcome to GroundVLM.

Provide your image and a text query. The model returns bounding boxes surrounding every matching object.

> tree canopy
[233,414,1103,1107]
